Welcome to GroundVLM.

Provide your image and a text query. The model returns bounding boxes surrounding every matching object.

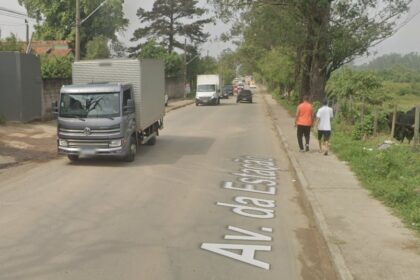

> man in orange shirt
[295,95,313,152]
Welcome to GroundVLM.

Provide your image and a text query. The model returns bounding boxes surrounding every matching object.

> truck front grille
[68,140,110,148]
[59,126,120,137]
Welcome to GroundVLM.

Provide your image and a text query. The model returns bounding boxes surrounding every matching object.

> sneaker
[305,145,309,152]
[324,151,328,156]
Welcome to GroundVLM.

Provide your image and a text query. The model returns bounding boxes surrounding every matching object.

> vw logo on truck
[83,127,92,136]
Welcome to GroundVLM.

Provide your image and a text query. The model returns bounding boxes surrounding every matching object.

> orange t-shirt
[296,101,313,126]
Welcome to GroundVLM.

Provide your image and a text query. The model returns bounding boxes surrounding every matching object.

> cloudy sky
[0,0,419,61]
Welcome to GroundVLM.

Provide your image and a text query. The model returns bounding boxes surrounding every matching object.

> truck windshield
[59,92,120,118]
[197,85,216,92]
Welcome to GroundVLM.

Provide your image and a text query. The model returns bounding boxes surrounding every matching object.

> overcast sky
[0,0,419,62]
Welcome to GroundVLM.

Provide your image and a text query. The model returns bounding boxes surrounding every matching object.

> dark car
[223,85,233,98]
[237,89,253,103]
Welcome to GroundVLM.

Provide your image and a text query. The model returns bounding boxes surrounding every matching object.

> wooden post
[391,105,397,138]
[412,106,420,150]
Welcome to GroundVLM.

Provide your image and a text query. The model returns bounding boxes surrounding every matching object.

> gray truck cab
[57,83,138,161]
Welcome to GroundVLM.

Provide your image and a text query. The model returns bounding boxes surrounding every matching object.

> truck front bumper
[58,138,128,157]
[196,97,218,105]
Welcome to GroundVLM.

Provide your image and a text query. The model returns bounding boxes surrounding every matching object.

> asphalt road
[0,92,336,280]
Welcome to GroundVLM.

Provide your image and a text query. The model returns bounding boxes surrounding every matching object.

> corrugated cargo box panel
[72,59,165,130]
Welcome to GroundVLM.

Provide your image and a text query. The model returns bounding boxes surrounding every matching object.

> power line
[0,6,28,17]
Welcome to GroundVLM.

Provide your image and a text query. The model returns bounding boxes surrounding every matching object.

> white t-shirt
[316,106,334,131]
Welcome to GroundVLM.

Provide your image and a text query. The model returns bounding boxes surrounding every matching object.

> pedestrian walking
[295,95,313,152]
[315,98,334,155]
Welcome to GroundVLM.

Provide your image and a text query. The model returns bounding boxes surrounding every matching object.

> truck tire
[146,135,156,145]
[123,136,137,162]
[68,154,79,161]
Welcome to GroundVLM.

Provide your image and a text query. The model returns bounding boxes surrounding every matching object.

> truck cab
[195,74,221,106]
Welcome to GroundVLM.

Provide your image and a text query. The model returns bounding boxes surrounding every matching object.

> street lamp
[75,0,108,61]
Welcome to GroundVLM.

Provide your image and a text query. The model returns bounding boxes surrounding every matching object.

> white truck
[55,59,165,162]
[195,74,221,105]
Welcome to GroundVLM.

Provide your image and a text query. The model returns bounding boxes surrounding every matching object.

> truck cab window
[123,88,132,106]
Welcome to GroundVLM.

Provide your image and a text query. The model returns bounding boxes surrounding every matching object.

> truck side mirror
[52,101,58,116]
[124,99,135,113]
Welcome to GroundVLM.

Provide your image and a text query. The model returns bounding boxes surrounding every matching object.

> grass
[331,127,420,232]
[273,92,420,234]
[383,81,420,110]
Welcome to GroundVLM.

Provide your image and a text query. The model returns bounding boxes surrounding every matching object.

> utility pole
[184,38,187,99]
[25,19,29,43]
[75,0,81,61]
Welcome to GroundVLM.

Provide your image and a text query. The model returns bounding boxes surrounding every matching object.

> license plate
[80,148,96,155]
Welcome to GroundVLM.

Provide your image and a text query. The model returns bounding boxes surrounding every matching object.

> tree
[197,56,218,74]
[18,0,128,57]
[130,0,213,54]
[85,36,110,59]
[137,39,183,78]
[209,0,411,101]
[218,49,238,84]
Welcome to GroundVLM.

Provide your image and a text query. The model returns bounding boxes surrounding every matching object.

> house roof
[27,40,73,57]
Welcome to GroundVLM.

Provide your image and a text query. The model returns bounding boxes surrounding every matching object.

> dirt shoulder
[0,121,59,169]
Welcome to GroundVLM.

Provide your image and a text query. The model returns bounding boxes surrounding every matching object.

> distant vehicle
[223,85,233,98]
[196,74,221,105]
[249,83,257,89]
[237,82,245,90]
[55,59,165,162]
[237,89,253,103]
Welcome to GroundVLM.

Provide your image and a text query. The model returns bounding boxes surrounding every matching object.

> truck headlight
[109,139,122,147]
[58,139,68,147]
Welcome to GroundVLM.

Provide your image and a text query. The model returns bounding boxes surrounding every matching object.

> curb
[262,94,354,280]
[166,100,195,113]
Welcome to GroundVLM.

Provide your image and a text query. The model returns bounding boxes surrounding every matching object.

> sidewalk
[263,93,420,280]
[0,99,194,170]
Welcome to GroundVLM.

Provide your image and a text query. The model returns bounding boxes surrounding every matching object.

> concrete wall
[0,52,22,121]
[0,52,42,122]
[166,76,184,99]
[41,78,71,120]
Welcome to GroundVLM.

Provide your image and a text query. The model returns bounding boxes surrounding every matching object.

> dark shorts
[318,130,331,141]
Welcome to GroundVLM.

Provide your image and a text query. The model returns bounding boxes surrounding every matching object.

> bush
[352,115,374,140]
[41,55,73,79]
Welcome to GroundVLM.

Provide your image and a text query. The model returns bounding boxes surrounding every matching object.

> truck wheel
[147,135,156,146]
[68,154,79,161]
[124,136,137,162]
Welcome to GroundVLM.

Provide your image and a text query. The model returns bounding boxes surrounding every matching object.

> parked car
[237,89,253,103]
[223,85,233,98]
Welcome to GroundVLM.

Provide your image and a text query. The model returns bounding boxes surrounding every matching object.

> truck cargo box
[72,59,165,131]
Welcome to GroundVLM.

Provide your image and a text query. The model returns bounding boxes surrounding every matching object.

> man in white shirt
[315,99,334,155]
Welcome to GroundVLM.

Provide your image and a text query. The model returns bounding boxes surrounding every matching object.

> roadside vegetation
[274,54,420,233]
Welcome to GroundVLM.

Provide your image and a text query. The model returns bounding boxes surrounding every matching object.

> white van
[196,74,221,105]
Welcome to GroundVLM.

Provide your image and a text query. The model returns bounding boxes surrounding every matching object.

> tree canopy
[130,0,213,55]
[18,0,128,57]
[209,0,411,101]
